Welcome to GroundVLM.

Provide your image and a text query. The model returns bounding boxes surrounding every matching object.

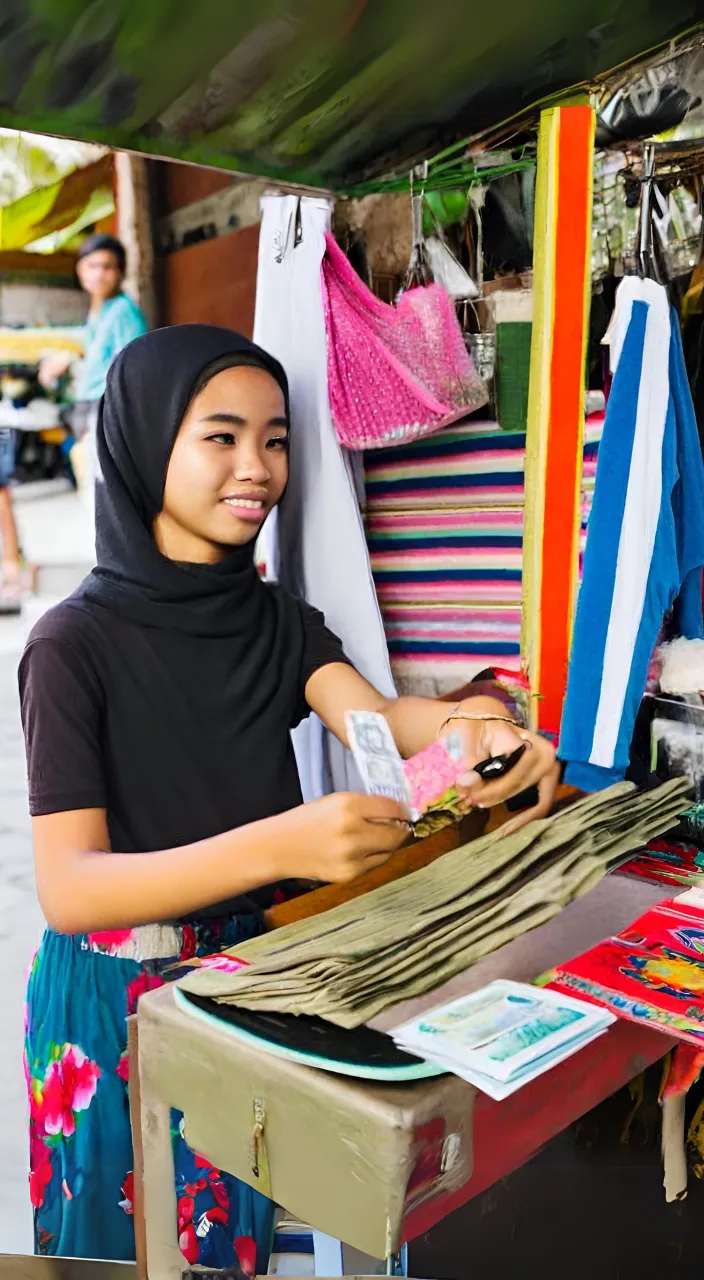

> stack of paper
[392,981,615,1100]
[179,779,690,1030]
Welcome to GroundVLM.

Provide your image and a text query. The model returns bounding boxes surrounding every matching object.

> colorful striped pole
[521,103,596,734]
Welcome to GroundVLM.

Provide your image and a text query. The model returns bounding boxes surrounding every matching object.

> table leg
[662,1091,688,1203]
[127,1017,148,1280]
[312,1231,344,1275]
[138,1031,182,1280]
[386,1246,408,1275]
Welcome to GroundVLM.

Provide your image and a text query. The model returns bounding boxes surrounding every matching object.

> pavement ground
[0,482,92,1252]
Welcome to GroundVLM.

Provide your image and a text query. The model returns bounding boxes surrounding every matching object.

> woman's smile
[221,492,268,522]
[154,364,289,560]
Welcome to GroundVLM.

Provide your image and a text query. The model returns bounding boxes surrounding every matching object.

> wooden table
[135,864,673,1279]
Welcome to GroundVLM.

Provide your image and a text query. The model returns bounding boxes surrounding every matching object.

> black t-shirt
[19,596,348,914]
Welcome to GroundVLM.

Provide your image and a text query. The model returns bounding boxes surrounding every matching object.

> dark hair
[77,233,126,274]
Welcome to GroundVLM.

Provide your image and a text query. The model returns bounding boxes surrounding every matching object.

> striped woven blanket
[365,417,603,696]
[365,424,525,511]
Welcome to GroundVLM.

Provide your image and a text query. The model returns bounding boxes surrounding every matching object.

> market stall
[10,8,704,1280]
[0,139,117,489]
[99,52,704,1280]
[141,96,704,1274]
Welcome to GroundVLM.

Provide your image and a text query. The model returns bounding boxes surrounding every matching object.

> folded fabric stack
[365,416,604,697]
[619,837,704,889]
[180,779,689,1030]
[548,890,704,1045]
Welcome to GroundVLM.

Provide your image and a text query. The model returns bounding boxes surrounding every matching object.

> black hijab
[83,323,290,636]
[58,325,329,889]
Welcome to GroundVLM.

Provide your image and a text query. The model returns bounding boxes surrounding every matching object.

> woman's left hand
[443,715,560,833]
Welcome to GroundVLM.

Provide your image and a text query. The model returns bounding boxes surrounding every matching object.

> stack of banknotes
[179,778,691,1029]
[391,980,615,1099]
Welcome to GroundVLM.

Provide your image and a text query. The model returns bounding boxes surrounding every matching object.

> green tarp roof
[0,1,703,190]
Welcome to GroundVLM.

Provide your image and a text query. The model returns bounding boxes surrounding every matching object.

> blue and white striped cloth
[559,278,704,790]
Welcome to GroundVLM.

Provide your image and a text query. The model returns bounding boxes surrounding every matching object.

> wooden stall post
[521,103,596,734]
[115,152,157,329]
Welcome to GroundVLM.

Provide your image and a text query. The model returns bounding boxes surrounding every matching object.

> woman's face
[154,365,289,563]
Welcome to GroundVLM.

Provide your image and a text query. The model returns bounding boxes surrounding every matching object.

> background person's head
[76,233,126,303]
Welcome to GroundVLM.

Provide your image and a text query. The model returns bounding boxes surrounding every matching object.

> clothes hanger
[274,196,304,264]
[405,162,431,290]
[637,142,661,282]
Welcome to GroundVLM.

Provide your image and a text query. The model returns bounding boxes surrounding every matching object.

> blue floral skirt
[25,918,275,1275]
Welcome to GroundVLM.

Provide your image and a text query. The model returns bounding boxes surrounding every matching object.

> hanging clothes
[559,278,704,791]
[254,195,395,797]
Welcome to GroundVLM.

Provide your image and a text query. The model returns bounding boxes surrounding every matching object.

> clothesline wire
[341,27,704,199]
[344,149,534,198]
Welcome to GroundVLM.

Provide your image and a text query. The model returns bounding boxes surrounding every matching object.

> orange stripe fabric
[538,105,594,733]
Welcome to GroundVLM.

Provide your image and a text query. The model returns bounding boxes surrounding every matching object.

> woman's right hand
[287,791,410,884]
[30,795,409,936]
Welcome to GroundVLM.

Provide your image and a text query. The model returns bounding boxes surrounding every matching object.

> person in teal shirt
[41,234,148,535]
[77,288,147,402]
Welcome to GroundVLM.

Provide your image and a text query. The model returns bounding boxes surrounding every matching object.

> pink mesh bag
[321,232,487,450]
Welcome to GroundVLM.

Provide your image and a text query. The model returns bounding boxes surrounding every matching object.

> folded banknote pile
[179,779,691,1029]
[391,980,616,1099]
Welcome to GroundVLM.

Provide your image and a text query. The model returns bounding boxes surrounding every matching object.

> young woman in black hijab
[20,325,558,1270]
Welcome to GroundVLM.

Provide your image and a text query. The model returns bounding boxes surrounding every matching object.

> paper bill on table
[399,985,541,1051]
[345,710,413,813]
[448,1025,610,1101]
[392,979,615,1095]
